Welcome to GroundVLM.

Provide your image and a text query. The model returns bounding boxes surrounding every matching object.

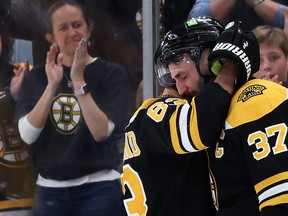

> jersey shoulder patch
[227,79,288,128]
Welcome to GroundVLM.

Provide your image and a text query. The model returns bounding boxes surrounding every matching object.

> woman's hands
[45,44,63,89]
[71,38,89,88]
[10,59,29,100]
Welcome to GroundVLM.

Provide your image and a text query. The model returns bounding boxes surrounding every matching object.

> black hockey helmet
[155,16,224,88]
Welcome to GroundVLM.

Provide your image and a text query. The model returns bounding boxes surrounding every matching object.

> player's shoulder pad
[226,79,288,128]
[126,98,159,127]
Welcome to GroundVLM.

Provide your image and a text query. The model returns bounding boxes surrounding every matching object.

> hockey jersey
[208,79,288,216]
[121,81,232,215]
[0,63,35,212]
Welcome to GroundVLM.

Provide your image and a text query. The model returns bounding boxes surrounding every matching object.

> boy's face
[254,43,288,83]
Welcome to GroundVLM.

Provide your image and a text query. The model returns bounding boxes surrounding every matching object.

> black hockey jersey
[0,63,35,212]
[208,79,288,216]
[121,81,232,215]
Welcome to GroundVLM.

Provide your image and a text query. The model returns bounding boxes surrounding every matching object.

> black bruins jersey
[208,79,288,216]
[121,82,232,215]
[0,65,35,212]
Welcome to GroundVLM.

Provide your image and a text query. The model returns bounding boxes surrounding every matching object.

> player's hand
[208,20,260,88]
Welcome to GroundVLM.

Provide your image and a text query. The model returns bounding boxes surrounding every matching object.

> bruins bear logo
[237,84,266,102]
[50,94,81,134]
[0,127,30,167]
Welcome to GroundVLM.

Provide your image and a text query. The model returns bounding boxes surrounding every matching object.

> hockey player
[208,69,288,215]
[208,29,288,216]
[121,17,260,215]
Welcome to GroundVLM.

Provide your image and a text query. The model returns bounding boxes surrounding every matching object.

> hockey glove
[208,20,260,87]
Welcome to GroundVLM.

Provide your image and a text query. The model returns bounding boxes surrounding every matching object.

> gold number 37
[248,123,288,160]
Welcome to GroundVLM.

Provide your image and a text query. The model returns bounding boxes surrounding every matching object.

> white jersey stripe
[258,182,288,203]
[178,103,197,152]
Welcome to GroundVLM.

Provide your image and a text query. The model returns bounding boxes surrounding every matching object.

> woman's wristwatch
[253,0,265,8]
[74,83,89,96]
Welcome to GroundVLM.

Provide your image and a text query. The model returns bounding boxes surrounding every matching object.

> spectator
[4,0,142,117]
[211,0,288,30]
[252,25,288,85]
[187,0,211,19]
[0,15,35,216]
[187,0,288,31]
[15,1,129,215]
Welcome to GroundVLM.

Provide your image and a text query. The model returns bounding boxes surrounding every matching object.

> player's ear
[45,33,54,44]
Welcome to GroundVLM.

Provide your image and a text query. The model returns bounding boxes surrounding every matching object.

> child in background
[252,25,288,86]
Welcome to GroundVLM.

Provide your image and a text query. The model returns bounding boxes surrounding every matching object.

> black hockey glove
[208,20,260,87]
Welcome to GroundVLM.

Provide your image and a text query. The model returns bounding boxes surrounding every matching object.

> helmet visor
[155,64,176,88]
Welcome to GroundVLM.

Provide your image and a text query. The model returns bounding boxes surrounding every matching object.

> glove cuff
[211,42,252,78]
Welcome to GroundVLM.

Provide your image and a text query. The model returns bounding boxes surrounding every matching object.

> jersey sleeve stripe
[255,171,288,193]
[259,194,288,211]
[170,105,187,154]
[255,172,288,211]
[258,182,288,203]
[170,100,207,153]
[190,98,208,150]
[178,103,198,152]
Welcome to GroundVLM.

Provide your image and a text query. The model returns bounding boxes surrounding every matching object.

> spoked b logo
[50,94,81,134]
